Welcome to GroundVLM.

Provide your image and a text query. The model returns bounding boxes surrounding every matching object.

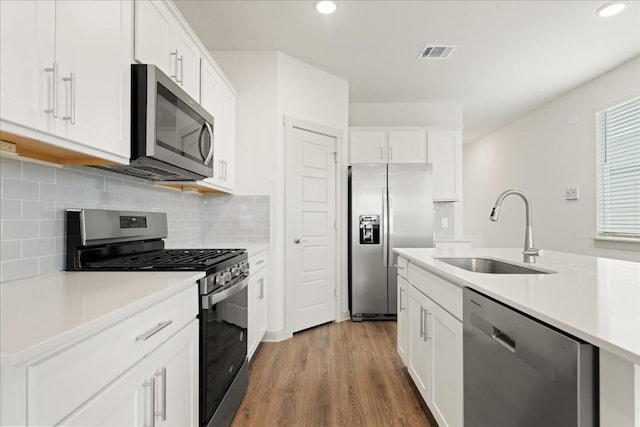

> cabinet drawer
[26,285,197,426]
[396,256,409,279]
[249,250,267,275]
[408,264,462,321]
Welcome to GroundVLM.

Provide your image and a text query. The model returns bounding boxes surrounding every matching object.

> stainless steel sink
[435,257,551,274]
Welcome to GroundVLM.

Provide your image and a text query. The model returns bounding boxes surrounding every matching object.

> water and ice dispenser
[359,215,380,244]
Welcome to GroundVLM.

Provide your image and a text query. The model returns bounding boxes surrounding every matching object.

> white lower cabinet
[60,320,197,427]
[247,248,268,360]
[1,285,199,426]
[405,264,463,427]
[397,275,409,365]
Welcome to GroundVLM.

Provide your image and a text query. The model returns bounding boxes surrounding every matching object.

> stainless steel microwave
[98,64,214,181]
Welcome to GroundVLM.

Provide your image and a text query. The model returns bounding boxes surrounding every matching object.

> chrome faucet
[490,189,541,263]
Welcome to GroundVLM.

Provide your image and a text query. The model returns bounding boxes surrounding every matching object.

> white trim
[262,329,293,343]
[593,237,640,252]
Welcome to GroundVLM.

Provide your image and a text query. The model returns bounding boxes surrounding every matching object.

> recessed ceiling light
[315,0,337,15]
[596,1,626,17]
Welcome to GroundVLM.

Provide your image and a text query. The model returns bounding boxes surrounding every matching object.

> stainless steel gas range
[65,208,249,427]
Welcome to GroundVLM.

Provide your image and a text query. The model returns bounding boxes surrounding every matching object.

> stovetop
[84,248,247,272]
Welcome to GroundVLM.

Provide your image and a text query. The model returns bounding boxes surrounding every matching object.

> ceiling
[174,0,640,144]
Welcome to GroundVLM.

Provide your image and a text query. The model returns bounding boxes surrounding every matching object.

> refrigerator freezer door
[387,164,433,314]
[350,164,388,316]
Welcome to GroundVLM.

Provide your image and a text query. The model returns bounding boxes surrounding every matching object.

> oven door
[199,275,248,426]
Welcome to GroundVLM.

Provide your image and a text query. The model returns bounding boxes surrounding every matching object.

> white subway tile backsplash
[0,157,22,178]
[22,238,54,258]
[2,219,39,240]
[1,241,21,261]
[1,199,21,219]
[55,169,83,187]
[2,178,39,200]
[1,158,270,282]
[1,258,38,282]
[22,200,56,220]
[23,162,56,183]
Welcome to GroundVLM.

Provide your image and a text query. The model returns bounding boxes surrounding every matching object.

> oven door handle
[202,276,249,309]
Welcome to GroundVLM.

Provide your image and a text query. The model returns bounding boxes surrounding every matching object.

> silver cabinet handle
[393,264,405,270]
[424,310,432,342]
[399,288,405,312]
[419,306,425,338]
[177,55,184,85]
[258,277,264,300]
[223,160,228,181]
[255,259,265,266]
[62,72,75,124]
[154,367,167,421]
[44,62,58,117]
[379,146,384,160]
[136,320,173,341]
[389,146,393,161]
[218,160,224,180]
[170,50,178,79]
[143,377,156,427]
[204,122,214,165]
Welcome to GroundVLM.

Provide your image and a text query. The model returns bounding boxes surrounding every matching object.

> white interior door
[286,123,337,334]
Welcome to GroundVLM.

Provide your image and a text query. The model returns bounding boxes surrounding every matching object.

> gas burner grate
[86,248,245,270]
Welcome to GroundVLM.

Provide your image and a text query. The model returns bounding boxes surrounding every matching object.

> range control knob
[223,271,232,282]
[231,267,241,276]
[214,274,225,286]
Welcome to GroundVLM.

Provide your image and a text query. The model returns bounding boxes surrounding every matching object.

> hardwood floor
[231,321,433,427]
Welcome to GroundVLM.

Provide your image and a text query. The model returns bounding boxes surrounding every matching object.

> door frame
[283,115,347,337]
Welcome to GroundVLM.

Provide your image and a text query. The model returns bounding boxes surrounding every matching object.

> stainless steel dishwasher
[463,288,597,427]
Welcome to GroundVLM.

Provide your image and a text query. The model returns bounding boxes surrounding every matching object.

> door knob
[294,237,302,244]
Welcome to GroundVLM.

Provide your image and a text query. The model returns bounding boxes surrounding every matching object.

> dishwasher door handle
[492,327,516,353]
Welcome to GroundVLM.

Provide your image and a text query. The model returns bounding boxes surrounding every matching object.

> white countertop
[0,271,204,366]
[393,247,640,365]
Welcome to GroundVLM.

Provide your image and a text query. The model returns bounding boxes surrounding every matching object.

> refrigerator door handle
[382,187,388,266]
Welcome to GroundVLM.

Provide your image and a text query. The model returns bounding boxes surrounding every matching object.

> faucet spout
[489,189,540,263]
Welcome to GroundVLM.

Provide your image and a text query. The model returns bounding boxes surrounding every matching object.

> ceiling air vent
[418,45,456,59]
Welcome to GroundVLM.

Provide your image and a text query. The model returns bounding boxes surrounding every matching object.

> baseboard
[336,311,351,323]
[263,329,293,342]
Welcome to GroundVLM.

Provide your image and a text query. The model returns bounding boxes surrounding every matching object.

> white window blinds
[596,96,640,238]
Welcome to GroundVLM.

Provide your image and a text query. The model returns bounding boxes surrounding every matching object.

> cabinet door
[349,131,387,163]
[427,131,462,201]
[143,320,199,427]
[0,0,55,133]
[174,28,201,102]
[407,286,429,402]
[134,0,174,77]
[248,266,267,360]
[426,298,463,427]
[388,131,427,163]
[219,86,236,190]
[55,0,131,158]
[397,276,409,365]
[59,368,143,426]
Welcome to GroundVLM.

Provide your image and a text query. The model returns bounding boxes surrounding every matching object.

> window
[596,96,640,239]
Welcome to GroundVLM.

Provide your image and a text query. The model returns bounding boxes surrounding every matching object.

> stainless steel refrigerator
[348,163,433,321]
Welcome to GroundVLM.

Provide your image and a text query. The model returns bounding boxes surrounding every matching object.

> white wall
[349,102,462,128]
[464,56,640,262]
[213,51,349,339]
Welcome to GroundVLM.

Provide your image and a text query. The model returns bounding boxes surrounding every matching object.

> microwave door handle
[197,123,207,160]
[204,122,214,165]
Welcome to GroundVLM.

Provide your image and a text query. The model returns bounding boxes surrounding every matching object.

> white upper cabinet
[349,131,387,163]
[349,129,427,164]
[0,1,56,135]
[427,130,462,201]
[201,60,236,192]
[0,0,131,164]
[388,130,427,163]
[134,0,201,101]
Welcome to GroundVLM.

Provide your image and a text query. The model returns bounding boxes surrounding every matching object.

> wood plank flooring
[231,321,433,427]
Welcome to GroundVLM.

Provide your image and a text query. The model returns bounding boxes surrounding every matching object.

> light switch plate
[565,187,579,200]
[440,217,449,228]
